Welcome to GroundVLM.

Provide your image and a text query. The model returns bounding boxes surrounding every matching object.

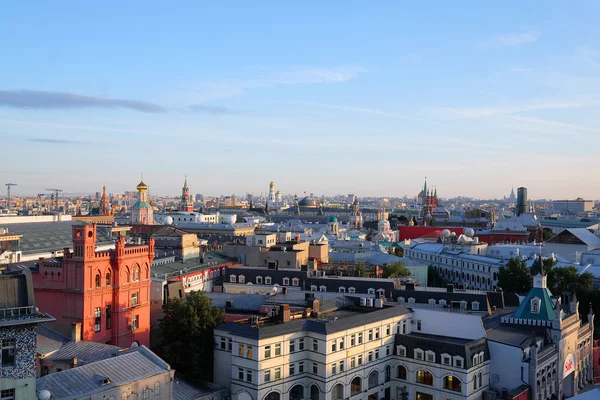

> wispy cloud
[302,102,433,123]
[188,105,239,115]
[509,115,600,134]
[29,137,92,144]
[187,66,366,101]
[475,32,540,49]
[429,101,589,119]
[0,90,166,113]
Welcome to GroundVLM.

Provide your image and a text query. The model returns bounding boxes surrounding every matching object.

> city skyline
[1,2,600,198]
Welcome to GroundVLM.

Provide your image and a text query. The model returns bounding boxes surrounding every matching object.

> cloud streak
[429,101,589,119]
[188,104,239,115]
[29,137,92,144]
[0,90,166,113]
[475,32,540,49]
[302,102,434,124]
[188,66,367,101]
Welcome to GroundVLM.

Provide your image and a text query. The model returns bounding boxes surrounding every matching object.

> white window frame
[292,278,299,286]
[425,350,435,363]
[265,277,272,285]
[230,275,236,283]
[339,286,346,293]
[414,348,424,360]
[310,285,317,292]
[368,288,375,295]
[472,301,480,311]
[428,298,436,305]
[283,277,290,286]
[238,275,245,284]
[441,353,451,366]
[319,285,327,292]
[348,287,356,293]
[256,276,263,284]
[453,356,464,368]
[397,345,406,357]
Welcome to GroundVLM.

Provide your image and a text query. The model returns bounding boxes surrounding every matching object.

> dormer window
[348,287,356,294]
[292,278,299,286]
[339,287,346,293]
[310,285,317,292]
[428,298,436,305]
[414,348,424,360]
[425,350,435,363]
[230,275,237,283]
[283,277,290,286]
[460,300,467,310]
[439,299,447,306]
[256,276,263,284]
[531,297,541,314]
[398,297,405,303]
[368,288,375,295]
[265,277,272,285]
[472,301,480,311]
[408,297,415,304]
[397,345,406,357]
[319,285,327,292]
[238,275,245,284]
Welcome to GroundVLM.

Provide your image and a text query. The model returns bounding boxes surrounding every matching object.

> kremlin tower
[100,186,112,216]
[179,176,194,212]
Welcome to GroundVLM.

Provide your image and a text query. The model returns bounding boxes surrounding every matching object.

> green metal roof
[131,201,151,209]
[513,286,555,321]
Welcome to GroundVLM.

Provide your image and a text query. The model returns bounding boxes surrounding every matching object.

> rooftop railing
[0,305,34,318]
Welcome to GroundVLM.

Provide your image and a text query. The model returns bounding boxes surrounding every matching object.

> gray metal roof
[0,221,113,255]
[395,332,489,369]
[216,305,411,339]
[36,345,170,400]
[37,325,70,356]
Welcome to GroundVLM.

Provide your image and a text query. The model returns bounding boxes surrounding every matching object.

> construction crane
[5,183,17,208]
[46,188,63,210]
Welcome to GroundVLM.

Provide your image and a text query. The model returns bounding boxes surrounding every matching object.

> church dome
[136,180,148,191]
[329,216,338,223]
[276,190,281,195]
[298,197,317,207]
[270,181,275,188]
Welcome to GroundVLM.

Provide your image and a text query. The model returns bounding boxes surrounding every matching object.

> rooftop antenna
[5,183,17,208]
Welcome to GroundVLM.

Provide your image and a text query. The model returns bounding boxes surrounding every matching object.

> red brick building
[31,223,154,348]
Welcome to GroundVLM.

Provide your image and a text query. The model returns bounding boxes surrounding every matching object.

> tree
[538,257,594,295]
[382,262,411,279]
[356,262,368,278]
[497,257,532,294]
[427,266,447,287]
[158,291,225,381]
[365,229,374,241]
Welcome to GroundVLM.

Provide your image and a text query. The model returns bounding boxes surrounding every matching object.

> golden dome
[136,180,148,191]
[276,190,281,195]
[270,181,275,188]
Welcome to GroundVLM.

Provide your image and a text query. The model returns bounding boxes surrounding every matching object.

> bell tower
[72,224,97,259]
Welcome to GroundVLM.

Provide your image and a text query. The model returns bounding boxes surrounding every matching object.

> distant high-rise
[516,187,527,216]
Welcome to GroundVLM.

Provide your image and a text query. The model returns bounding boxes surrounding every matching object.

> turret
[570,292,579,315]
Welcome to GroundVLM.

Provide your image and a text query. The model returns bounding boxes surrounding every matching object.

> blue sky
[1,1,599,199]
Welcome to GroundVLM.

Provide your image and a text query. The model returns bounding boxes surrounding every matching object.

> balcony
[0,305,34,318]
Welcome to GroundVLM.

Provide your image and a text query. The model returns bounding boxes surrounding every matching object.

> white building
[214,303,491,400]
[552,199,594,214]
[267,181,290,211]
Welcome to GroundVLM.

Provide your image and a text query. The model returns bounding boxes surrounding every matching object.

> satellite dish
[130,341,139,348]
[271,286,278,296]
[38,390,52,400]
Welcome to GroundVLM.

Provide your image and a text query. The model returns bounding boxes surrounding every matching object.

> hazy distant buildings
[552,198,593,214]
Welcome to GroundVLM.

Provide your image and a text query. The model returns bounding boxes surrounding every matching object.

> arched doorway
[351,377,362,396]
[368,370,379,389]
[332,384,344,400]
[290,385,304,400]
[310,385,319,400]
[264,393,280,400]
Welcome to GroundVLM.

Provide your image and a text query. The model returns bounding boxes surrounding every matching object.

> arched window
[95,273,101,288]
[143,386,149,399]
[351,377,362,396]
[368,370,379,389]
[154,382,160,395]
[264,392,280,400]
[397,365,407,380]
[416,370,433,385]
[106,270,112,286]
[478,371,483,387]
[310,385,319,400]
[145,266,149,280]
[444,376,462,392]
[385,365,391,382]
[332,384,344,400]
[290,385,304,400]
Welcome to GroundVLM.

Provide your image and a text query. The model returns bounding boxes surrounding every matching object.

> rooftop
[37,325,121,364]
[151,251,236,278]
[0,220,113,255]
[36,345,171,400]
[216,305,410,339]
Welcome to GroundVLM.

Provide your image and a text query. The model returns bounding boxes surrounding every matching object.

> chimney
[71,322,82,342]
[279,304,291,323]
[311,299,320,314]
[405,282,415,291]
[447,284,454,293]
[72,356,78,367]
